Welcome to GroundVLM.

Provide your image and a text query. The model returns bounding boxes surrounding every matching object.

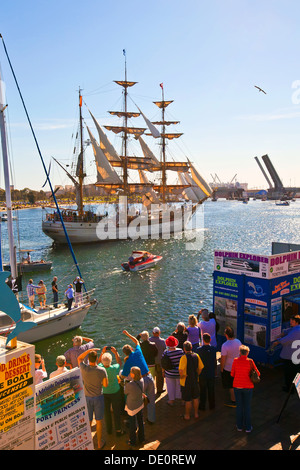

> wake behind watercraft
[121,251,163,272]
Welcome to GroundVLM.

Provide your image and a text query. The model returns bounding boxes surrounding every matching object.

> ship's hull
[3,261,52,273]
[42,209,197,244]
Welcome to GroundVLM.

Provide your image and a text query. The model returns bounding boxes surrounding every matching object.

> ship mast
[123,53,129,195]
[78,87,84,216]
[161,85,167,203]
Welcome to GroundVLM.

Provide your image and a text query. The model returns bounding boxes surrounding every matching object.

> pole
[0,34,85,287]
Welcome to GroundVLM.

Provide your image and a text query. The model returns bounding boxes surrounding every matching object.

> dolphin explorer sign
[0,272,36,345]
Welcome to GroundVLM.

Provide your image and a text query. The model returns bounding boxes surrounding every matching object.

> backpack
[161,352,174,370]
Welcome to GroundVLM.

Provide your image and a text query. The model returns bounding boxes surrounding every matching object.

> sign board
[214,250,269,279]
[294,373,300,399]
[214,249,300,280]
[0,337,36,450]
[35,368,93,450]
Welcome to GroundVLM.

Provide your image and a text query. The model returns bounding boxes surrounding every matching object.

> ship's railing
[20,288,97,322]
[44,210,107,224]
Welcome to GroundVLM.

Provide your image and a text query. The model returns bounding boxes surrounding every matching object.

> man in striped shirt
[161,336,184,406]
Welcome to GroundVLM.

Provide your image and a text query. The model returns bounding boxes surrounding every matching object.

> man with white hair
[137,330,158,378]
[64,335,94,369]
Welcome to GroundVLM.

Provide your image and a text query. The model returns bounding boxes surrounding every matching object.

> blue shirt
[65,287,74,299]
[121,344,149,377]
[278,325,300,360]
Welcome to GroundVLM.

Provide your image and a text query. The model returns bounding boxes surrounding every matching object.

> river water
[1,199,299,372]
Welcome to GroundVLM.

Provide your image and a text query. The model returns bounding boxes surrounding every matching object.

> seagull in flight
[254,85,267,94]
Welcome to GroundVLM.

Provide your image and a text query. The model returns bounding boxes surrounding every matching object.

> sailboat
[0,39,96,344]
[42,58,211,244]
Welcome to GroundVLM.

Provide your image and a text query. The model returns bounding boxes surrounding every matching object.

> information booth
[213,249,300,364]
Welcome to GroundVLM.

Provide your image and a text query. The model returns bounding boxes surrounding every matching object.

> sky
[1,0,300,191]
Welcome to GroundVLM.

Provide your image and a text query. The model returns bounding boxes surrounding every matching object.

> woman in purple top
[198,309,217,347]
[186,315,200,352]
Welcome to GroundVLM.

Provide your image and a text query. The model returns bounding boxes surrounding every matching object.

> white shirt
[35,368,47,385]
[50,367,68,379]
[221,338,242,371]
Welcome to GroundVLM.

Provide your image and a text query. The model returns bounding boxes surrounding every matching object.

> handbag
[250,361,260,384]
[143,393,150,405]
[135,381,149,405]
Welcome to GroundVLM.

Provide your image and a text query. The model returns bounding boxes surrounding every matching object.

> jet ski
[121,251,163,272]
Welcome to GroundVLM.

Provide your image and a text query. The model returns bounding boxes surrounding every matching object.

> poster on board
[214,250,269,279]
[0,339,36,450]
[269,251,300,279]
[35,368,93,450]
[213,272,244,334]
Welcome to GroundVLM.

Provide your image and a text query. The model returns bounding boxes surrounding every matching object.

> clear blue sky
[1,0,300,191]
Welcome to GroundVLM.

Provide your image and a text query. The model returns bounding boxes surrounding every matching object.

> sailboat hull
[0,303,93,343]
[42,209,196,244]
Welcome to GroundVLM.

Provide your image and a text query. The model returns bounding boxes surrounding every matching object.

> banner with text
[35,368,93,450]
[0,340,35,450]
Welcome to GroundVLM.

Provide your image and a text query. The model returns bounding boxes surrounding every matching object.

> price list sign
[35,368,93,450]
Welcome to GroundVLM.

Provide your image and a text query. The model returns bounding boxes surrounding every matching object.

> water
[1,200,299,373]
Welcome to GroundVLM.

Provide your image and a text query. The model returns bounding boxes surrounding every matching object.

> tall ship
[42,60,211,244]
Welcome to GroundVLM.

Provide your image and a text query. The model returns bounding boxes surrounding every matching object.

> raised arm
[77,348,99,366]
[123,330,139,346]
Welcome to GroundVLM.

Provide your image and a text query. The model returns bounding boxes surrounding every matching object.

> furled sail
[88,110,121,163]
[104,125,146,136]
[86,126,122,185]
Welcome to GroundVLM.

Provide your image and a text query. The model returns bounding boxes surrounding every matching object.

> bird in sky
[254,85,267,94]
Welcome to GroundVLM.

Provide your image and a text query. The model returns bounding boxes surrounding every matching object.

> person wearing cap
[73,276,84,307]
[50,355,69,379]
[150,327,166,395]
[64,335,94,369]
[65,284,74,311]
[161,336,184,406]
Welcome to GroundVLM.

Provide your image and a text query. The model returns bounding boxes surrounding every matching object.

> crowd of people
[34,309,300,450]
[26,275,85,310]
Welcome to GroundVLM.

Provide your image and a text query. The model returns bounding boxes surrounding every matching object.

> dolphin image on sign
[0,272,36,345]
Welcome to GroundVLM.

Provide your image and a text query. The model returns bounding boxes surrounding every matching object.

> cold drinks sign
[214,250,300,279]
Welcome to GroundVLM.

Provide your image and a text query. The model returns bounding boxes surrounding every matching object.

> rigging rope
[0,34,86,290]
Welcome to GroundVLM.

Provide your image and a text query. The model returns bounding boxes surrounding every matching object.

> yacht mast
[0,70,17,280]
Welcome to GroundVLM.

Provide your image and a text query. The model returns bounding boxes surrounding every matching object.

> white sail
[188,159,212,197]
[178,172,199,202]
[136,106,161,138]
[138,136,160,167]
[88,109,121,162]
[184,172,208,202]
[86,126,122,184]
[138,170,160,206]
